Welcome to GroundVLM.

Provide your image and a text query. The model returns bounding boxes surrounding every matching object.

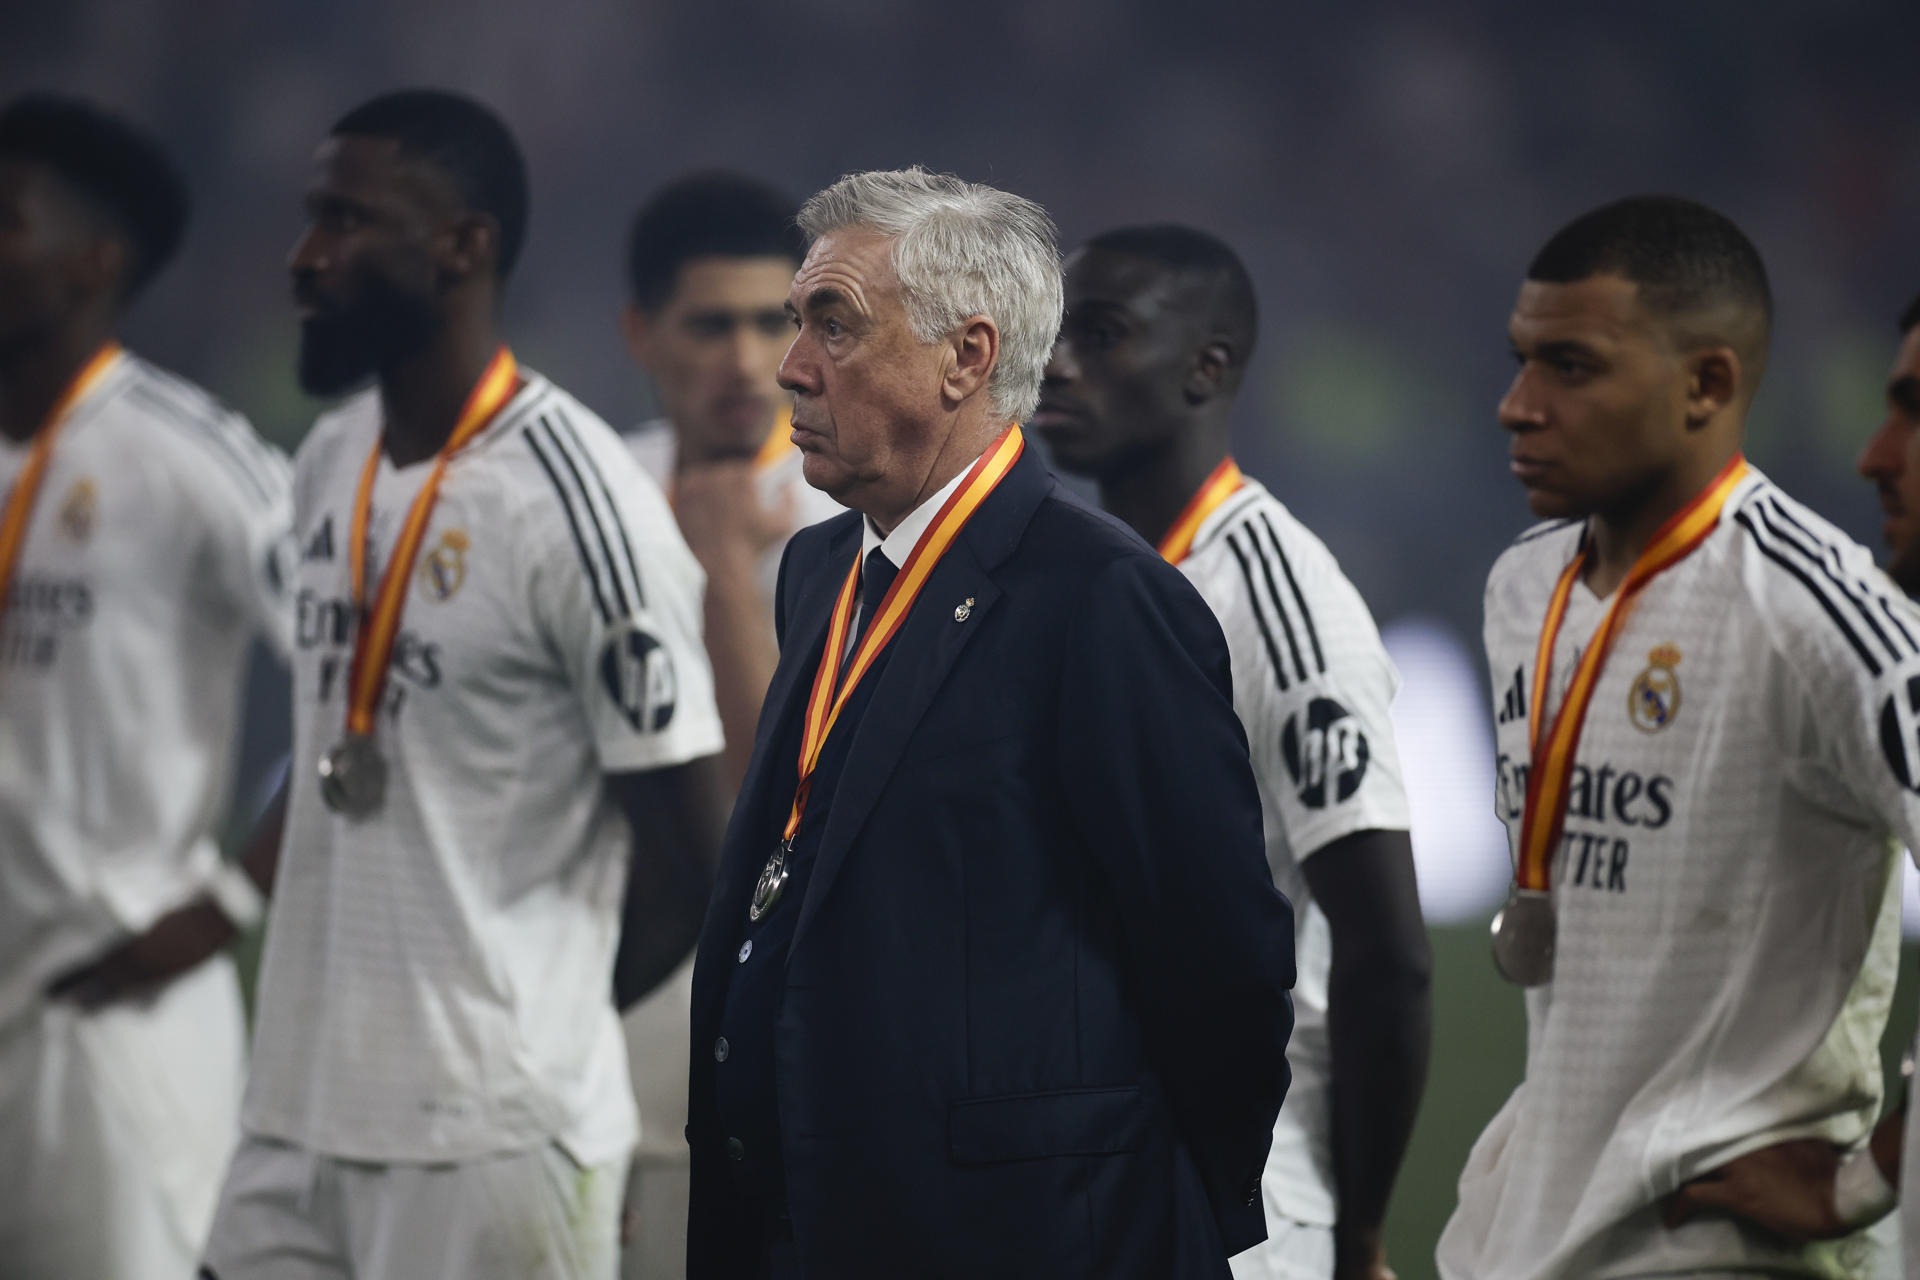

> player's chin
[1519,482,1582,521]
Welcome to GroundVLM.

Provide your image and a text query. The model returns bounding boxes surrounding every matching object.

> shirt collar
[860,456,978,569]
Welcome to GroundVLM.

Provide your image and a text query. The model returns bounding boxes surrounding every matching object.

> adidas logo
[304,515,335,562]
[1495,664,1527,725]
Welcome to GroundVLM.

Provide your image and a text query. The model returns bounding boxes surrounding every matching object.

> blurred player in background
[1036,224,1431,1280]
[622,171,841,783]
[0,94,293,1278]
[617,172,837,1280]
[201,90,727,1280]
[1441,197,1914,1279]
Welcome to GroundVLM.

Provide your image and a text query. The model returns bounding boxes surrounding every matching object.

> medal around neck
[318,733,388,819]
[1490,887,1555,987]
[749,839,791,923]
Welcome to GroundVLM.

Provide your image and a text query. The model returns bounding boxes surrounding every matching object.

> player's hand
[672,460,795,565]
[43,895,237,1010]
[1661,1139,1850,1242]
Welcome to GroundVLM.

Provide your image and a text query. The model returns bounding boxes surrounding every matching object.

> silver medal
[318,733,388,819]
[1490,887,1556,986]
[749,839,792,923]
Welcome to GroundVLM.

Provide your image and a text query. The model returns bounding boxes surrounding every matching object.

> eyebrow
[796,284,852,315]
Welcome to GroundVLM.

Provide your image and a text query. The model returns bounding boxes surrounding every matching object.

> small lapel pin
[953,597,975,622]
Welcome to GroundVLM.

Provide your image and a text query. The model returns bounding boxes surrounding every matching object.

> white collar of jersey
[861,451,978,571]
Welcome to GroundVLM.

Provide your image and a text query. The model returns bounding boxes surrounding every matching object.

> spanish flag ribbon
[1157,456,1244,565]
[0,342,122,633]
[342,347,518,736]
[783,424,1026,841]
[1515,453,1749,891]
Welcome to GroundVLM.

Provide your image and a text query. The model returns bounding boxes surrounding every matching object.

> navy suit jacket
[686,447,1295,1279]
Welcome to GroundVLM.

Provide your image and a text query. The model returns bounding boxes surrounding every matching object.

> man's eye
[824,318,844,338]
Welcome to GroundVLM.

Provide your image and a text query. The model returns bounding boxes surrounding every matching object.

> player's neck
[378,316,503,469]
[1099,428,1231,550]
[0,320,118,444]
[1584,452,1737,597]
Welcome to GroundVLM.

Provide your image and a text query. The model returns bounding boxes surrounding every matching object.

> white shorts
[0,954,245,1280]
[1229,1215,1335,1280]
[202,1133,625,1280]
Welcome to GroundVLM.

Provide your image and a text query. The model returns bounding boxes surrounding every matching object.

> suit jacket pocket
[948,1084,1153,1165]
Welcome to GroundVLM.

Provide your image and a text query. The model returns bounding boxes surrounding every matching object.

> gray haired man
[684,167,1295,1279]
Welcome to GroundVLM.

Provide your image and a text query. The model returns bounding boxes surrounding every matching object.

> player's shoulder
[102,352,289,503]
[1488,517,1583,584]
[491,374,664,511]
[1723,473,1920,679]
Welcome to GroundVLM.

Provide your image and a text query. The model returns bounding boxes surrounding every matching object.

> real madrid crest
[1627,642,1681,732]
[58,477,97,543]
[418,528,469,601]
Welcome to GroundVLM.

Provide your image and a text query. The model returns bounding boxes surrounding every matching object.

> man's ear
[622,304,656,370]
[941,316,998,408]
[1684,345,1741,429]
[443,212,499,287]
[1184,338,1233,406]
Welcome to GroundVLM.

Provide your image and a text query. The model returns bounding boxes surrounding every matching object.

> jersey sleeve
[173,408,297,660]
[1752,527,1920,860]
[1199,512,1411,863]
[523,416,724,775]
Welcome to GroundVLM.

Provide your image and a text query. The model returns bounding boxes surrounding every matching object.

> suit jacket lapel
[789,449,1053,957]
[691,516,859,1028]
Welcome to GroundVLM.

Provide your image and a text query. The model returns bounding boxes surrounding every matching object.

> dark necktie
[846,546,899,668]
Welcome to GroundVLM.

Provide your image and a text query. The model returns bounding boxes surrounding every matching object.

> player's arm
[1301,828,1432,1280]
[608,751,729,1010]
[671,461,796,786]
[45,772,286,1010]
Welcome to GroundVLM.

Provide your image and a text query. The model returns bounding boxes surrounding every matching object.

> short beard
[297,282,439,396]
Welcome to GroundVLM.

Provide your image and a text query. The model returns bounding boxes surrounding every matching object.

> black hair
[0,93,188,300]
[1900,293,1920,335]
[624,171,802,310]
[1528,195,1772,370]
[331,89,529,278]
[1081,223,1259,374]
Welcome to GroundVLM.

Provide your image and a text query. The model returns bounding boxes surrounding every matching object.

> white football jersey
[242,372,723,1166]
[627,414,845,607]
[1179,478,1411,1238]
[0,350,293,1026]
[1439,468,1920,1280]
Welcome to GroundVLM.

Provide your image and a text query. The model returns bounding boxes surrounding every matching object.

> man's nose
[776,335,812,395]
[1042,337,1077,385]
[1858,413,1902,481]
[1497,368,1544,432]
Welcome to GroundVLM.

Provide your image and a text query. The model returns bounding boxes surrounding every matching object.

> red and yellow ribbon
[782,424,1026,841]
[1515,453,1749,890]
[0,342,121,630]
[342,347,519,736]
[1157,456,1244,564]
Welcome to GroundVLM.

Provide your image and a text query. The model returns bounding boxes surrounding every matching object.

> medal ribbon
[1157,456,1244,564]
[782,424,1026,841]
[342,346,518,736]
[0,343,121,629]
[1515,453,1749,891]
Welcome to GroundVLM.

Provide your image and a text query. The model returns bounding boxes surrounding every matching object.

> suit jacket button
[727,1137,746,1162]
[714,1036,731,1063]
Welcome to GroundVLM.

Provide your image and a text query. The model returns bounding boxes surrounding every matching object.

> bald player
[1036,224,1431,1280]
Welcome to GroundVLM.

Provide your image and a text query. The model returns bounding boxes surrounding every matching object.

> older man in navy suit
[685,167,1295,1280]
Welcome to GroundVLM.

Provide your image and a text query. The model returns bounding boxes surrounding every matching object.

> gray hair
[797,167,1063,423]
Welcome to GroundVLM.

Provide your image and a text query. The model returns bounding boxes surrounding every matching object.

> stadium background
[10,1,1920,1273]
